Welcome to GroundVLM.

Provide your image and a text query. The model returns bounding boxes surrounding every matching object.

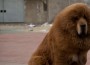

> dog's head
[53,3,90,38]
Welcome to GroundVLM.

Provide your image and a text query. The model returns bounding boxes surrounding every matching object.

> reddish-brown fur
[28,3,90,65]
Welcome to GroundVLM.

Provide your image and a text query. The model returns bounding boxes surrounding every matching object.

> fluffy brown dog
[28,3,90,65]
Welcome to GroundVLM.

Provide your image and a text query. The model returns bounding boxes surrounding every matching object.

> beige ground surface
[0,32,46,65]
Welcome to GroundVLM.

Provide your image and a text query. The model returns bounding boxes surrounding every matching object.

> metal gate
[0,0,24,22]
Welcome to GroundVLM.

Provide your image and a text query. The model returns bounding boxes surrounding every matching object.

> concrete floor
[0,32,46,65]
[0,32,90,65]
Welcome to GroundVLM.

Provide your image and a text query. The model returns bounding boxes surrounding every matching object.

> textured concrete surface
[0,32,46,65]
